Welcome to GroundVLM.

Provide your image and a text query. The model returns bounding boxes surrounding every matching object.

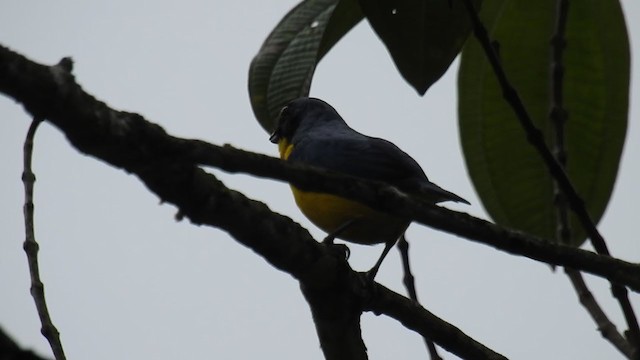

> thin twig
[460,0,607,254]
[549,1,637,358]
[22,117,66,360]
[460,0,640,352]
[550,0,570,241]
[397,234,442,360]
[369,283,508,360]
[565,268,636,358]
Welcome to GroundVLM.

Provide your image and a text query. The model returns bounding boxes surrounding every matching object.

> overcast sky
[1,1,638,359]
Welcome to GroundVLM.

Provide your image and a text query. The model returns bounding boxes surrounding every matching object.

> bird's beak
[269,131,280,144]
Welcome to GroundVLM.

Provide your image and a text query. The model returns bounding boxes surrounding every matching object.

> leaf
[458,0,630,246]
[318,0,364,59]
[358,0,481,95]
[248,0,364,132]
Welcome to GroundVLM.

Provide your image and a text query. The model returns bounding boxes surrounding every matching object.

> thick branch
[0,326,50,360]
[0,44,639,292]
[0,44,505,360]
[182,143,640,291]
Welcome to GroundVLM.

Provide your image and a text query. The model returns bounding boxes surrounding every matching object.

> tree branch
[565,268,636,358]
[0,44,639,289]
[368,284,507,360]
[548,0,638,356]
[0,326,51,360]
[397,235,442,359]
[22,117,66,360]
[460,0,639,355]
[0,44,506,360]
[459,0,612,257]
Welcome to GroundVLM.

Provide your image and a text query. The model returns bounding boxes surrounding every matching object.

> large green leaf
[359,0,481,95]
[458,0,630,246]
[248,0,363,132]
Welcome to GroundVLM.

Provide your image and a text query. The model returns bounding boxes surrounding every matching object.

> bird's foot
[322,240,350,260]
[356,271,381,314]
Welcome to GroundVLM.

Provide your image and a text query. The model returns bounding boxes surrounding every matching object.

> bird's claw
[323,241,350,260]
[322,234,335,245]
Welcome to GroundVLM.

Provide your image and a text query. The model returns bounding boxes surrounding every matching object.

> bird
[269,97,469,278]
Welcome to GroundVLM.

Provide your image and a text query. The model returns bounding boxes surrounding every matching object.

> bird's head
[269,97,343,147]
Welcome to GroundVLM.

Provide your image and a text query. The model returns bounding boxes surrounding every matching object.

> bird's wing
[289,136,469,204]
[290,136,421,182]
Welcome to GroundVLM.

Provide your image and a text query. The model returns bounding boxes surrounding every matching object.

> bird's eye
[279,105,288,117]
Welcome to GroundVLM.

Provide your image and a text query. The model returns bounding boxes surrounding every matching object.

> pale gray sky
[1,1,638,359]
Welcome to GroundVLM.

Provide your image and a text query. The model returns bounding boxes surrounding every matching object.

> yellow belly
[291,187,409,245]
[279,139,407,245]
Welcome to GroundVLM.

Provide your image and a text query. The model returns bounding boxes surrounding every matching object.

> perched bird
[269,97,468,278]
